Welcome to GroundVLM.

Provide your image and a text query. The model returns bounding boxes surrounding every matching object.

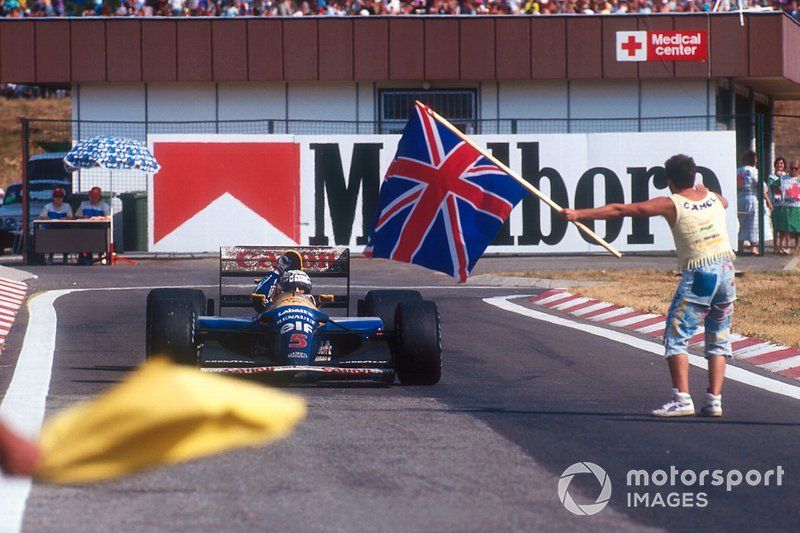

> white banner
[148,131,737,254]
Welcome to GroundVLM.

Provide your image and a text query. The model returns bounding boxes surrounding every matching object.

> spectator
[39,187,73,265]
[736,150,763,255]
[0,0,790,16]
[768,156,791,254]
[76,186,110,220]
[782,160,800,253]
[76,186,111,265]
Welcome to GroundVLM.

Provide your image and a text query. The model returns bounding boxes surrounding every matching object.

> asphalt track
[1,257,799,532]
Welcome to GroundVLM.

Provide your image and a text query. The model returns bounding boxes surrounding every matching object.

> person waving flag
[365,102,619,282]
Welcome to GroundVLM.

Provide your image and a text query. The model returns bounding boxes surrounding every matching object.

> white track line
[483,295,800,401]
[0,290,71,533]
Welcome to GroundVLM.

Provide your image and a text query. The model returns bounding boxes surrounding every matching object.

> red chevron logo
[151,141,301,245]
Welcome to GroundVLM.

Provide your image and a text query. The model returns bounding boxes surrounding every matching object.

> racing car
[145,246,441,385]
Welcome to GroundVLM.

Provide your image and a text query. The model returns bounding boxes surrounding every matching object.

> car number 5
[289,333,307,348]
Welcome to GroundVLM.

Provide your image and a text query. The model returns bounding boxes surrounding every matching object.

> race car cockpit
[249,250,335,313]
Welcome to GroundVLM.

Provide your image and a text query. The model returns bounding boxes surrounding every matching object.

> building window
[379,89,477,133]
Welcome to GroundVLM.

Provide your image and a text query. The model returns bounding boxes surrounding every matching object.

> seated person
[273,270,314,308]
[76,186,110,219]
[251,251,307,311]
[75,187,111,265]
[39,187,73,265]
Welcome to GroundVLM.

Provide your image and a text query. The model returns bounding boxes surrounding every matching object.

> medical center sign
[146,132,735,254]
[616,31,707,62]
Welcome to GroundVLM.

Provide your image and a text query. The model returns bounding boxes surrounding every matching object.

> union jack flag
[365,103,528,282]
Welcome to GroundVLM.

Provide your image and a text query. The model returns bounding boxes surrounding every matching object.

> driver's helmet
[281,270,312,294]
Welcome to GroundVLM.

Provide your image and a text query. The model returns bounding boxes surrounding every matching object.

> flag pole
[417,102,622,258]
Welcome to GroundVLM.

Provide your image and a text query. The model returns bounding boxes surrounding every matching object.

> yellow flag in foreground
[35,358,306,484]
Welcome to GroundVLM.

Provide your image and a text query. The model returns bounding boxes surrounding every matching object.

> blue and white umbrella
[64,136,160,173]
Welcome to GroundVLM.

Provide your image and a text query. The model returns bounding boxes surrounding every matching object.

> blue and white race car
[145,246,441,385]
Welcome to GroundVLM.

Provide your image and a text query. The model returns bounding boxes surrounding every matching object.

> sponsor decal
[617,31,708,62]
[288,351,306,359]
[228,249,344,273]
[277,307,316,318]
[148,137,301,252]
[288,333,308,348]
[317,340,333,356]
[683,196,717,211]
[147,132,735,254]
[202,366,392,375]
[280,321,315,334]
[314,355,332,362]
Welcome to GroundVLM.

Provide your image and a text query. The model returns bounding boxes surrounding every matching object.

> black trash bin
[120,191,148,252]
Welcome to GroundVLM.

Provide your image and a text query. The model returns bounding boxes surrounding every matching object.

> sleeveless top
[668,192,735,270]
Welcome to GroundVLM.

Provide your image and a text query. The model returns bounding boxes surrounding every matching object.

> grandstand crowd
[0,0,794,17]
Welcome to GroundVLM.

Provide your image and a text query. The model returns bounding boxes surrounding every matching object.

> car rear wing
[218,246,350,316]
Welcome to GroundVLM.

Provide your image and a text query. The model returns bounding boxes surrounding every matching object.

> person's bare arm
[0,420,40,477]
[560,197,676,225]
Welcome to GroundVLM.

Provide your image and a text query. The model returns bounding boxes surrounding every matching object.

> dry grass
[0,98,71,189]
[505,269,800,348]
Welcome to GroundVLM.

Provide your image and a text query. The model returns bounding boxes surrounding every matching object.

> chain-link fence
[15,113,768,257]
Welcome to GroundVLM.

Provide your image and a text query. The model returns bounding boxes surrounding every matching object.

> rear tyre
[146,288,205,358]
[361,290,422,334]
[395,301,441,385]
[146,299,198,365]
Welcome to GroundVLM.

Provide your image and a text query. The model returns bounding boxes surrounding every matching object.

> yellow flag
[35,358,306,484]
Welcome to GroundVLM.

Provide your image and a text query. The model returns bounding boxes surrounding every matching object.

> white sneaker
[651,389,695,417]
[698,392,723,417]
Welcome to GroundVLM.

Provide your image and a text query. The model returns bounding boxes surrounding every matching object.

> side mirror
[318,294,335,307]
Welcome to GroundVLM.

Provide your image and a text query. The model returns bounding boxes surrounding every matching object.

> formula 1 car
[145,246,441,385]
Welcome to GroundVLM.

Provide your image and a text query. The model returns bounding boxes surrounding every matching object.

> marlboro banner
[616,30,708,62]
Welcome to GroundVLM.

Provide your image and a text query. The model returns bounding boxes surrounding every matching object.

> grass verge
[503,269,800,348]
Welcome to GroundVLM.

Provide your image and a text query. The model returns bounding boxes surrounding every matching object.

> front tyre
[146,299,198,365]
[395,301,441,385]
[146,288,205,356]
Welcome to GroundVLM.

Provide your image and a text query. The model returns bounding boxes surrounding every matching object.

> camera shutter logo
[558,462,612,516]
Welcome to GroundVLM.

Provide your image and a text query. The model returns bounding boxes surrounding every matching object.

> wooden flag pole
[416,102,622,258]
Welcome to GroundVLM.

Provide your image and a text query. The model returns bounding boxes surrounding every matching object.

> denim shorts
[663,258,737,358]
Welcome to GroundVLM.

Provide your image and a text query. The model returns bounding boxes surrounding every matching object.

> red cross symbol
[621,35,643,57]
